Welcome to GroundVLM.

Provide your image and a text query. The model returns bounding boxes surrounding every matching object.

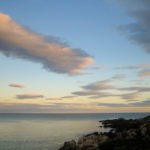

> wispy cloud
[72,90,100,96]
[61,96,77,99]
[119,0,150,53]
[71,78,150,100]
[0,102,88,113]
[130,100,150,107]
[120,92,139,100]
[89,92,116,99]
[139,69,150,78]
[82,79,114,91]
[96,100,150,107]
[9,83,24,88]
[119,86,150,92]
[116,64,150,70]
[16,94,44,99]
[97,102,128,107]
[0,13,93,75]
[46,98,62,100]
[90,65,107,70]
[112,74,126,80]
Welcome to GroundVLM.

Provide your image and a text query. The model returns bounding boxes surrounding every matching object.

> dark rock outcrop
[58,115,150,150]
[59,140,76,150]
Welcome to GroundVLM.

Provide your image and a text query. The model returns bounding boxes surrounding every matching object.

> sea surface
[0,113,149,150]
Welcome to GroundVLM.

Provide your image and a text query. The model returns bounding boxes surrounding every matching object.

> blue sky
[0,0,150,113]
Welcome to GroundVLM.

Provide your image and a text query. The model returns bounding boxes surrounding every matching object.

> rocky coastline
[58,115,150,150]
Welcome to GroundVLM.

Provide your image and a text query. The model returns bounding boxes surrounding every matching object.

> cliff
[58,115,150,150]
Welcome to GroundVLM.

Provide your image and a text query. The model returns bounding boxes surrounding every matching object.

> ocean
[0,113,149,150]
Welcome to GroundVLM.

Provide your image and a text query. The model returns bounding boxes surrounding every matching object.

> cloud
[139,69,150,78]
[119,0,150,53]
[130,100,150,107]
[72,90,100,96]
[96,100,150,107]
[82,79,114,91]
[46,97,62,100]
[90,65,107,70]
[9,83,24,88]
[16,94,44,99]
[119,86,150,93]
[0,13,93,75]
[0,102,88,113]
[89,92,140,100]
[46,95,77,100]
[117,64,150,70]
[61,96,77,99]
[97,102,128,107]
[120,92,139,100]
[112,74,126,80]
[89,92,116,99]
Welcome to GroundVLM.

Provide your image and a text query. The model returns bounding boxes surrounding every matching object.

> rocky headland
[58,115,150,150]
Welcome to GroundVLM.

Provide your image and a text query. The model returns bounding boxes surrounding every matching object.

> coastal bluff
[58,115,150,150]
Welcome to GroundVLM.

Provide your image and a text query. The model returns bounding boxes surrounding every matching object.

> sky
[0,0,150,113]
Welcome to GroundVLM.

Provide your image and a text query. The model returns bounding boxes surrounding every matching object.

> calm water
[0,113,149,150]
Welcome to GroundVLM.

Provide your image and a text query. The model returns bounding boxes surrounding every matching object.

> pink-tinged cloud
[9,83,24,88]
[16,94,44,99]
[139,70,150,78]
[0,13,93,75]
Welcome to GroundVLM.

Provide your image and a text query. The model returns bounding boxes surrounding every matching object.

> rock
[59,140,77,150]
[58,115,150,150]
[125,129,137,139]
[77,133,108,150]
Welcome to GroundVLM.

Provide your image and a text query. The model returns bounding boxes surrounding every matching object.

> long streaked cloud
[97,102,128,107]
[112,74,126,80]
[71,78,150,100]
[9,83,24,88]
[139,69,150,78]
[119,86,150,93]
[90,65,107,70]
[120,92,139,100]
[0,13,93,75]
[72,90,100,96]
[117,64,150,70]
[16,94,44,99]
[47,95,77,100]
[61,95,77,99]
[119,0,150,53]
[89,92,139,100]
[46,98,62,100]
[89,92,116,99]
[82,79,114,91]
[96,99,150,107]
[129,100,150,107]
